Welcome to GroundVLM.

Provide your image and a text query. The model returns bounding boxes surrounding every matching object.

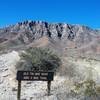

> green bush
[16,47,61,72]
[71,80,100,98]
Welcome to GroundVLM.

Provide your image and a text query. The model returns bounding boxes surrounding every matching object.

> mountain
[0,21,100,57]
[0,21,100,100]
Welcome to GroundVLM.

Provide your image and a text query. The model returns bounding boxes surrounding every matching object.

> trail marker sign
[16,71,54,100]
[17,71,54,81]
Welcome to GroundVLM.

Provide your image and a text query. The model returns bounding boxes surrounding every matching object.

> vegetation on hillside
[71,80,100,99]
[16,47,61,72]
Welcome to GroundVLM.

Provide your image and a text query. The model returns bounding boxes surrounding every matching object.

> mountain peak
[0,21,100,55]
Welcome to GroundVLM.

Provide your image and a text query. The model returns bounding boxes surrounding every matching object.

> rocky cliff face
[0,21,100,56]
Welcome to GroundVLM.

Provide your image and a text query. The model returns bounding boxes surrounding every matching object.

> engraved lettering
[23,76,29,79]
[33,77,39,79]
[41,73,48,76]
[35,73,40,75]
[40,76,47,80]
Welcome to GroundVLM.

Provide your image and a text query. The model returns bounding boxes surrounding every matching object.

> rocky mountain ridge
[0,21,99,48]
[0,21,100,58]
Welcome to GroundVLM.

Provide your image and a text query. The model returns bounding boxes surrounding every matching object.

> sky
[0,0,100,29]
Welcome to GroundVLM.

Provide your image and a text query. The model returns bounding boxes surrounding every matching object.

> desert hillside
[0,21,100,56]
[0,21,100,100]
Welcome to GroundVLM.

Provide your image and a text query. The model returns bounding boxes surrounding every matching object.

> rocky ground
[0,51,73,100]
[0,51,100,100]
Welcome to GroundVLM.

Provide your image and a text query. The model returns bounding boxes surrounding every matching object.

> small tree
[16,47,61,72]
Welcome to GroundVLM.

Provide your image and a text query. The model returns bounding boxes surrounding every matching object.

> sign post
[47,80,51,96]
[16,71,54,100]
[17,80,21,100]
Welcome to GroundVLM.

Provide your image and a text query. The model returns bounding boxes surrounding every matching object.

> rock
[12,87,17,91]
[0,21,100,56]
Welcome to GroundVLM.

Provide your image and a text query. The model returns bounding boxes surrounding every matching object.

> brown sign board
[16,71,54,81]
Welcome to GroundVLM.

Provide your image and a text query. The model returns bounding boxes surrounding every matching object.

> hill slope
[0,21,100,57]
[0,21,100,100]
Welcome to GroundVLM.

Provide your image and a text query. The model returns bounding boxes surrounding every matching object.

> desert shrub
[16,47,61,72]
[71,80,100,99]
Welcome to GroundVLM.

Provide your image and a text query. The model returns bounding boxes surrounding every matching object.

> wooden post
[47,81,51,96]
[17,80,21,100]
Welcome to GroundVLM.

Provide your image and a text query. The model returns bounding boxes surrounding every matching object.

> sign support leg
[17,80,21,100]
[47,81,51,96]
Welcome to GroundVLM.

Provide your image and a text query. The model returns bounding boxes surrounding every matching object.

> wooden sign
[17,71,54,81]
[16,71,54,100]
